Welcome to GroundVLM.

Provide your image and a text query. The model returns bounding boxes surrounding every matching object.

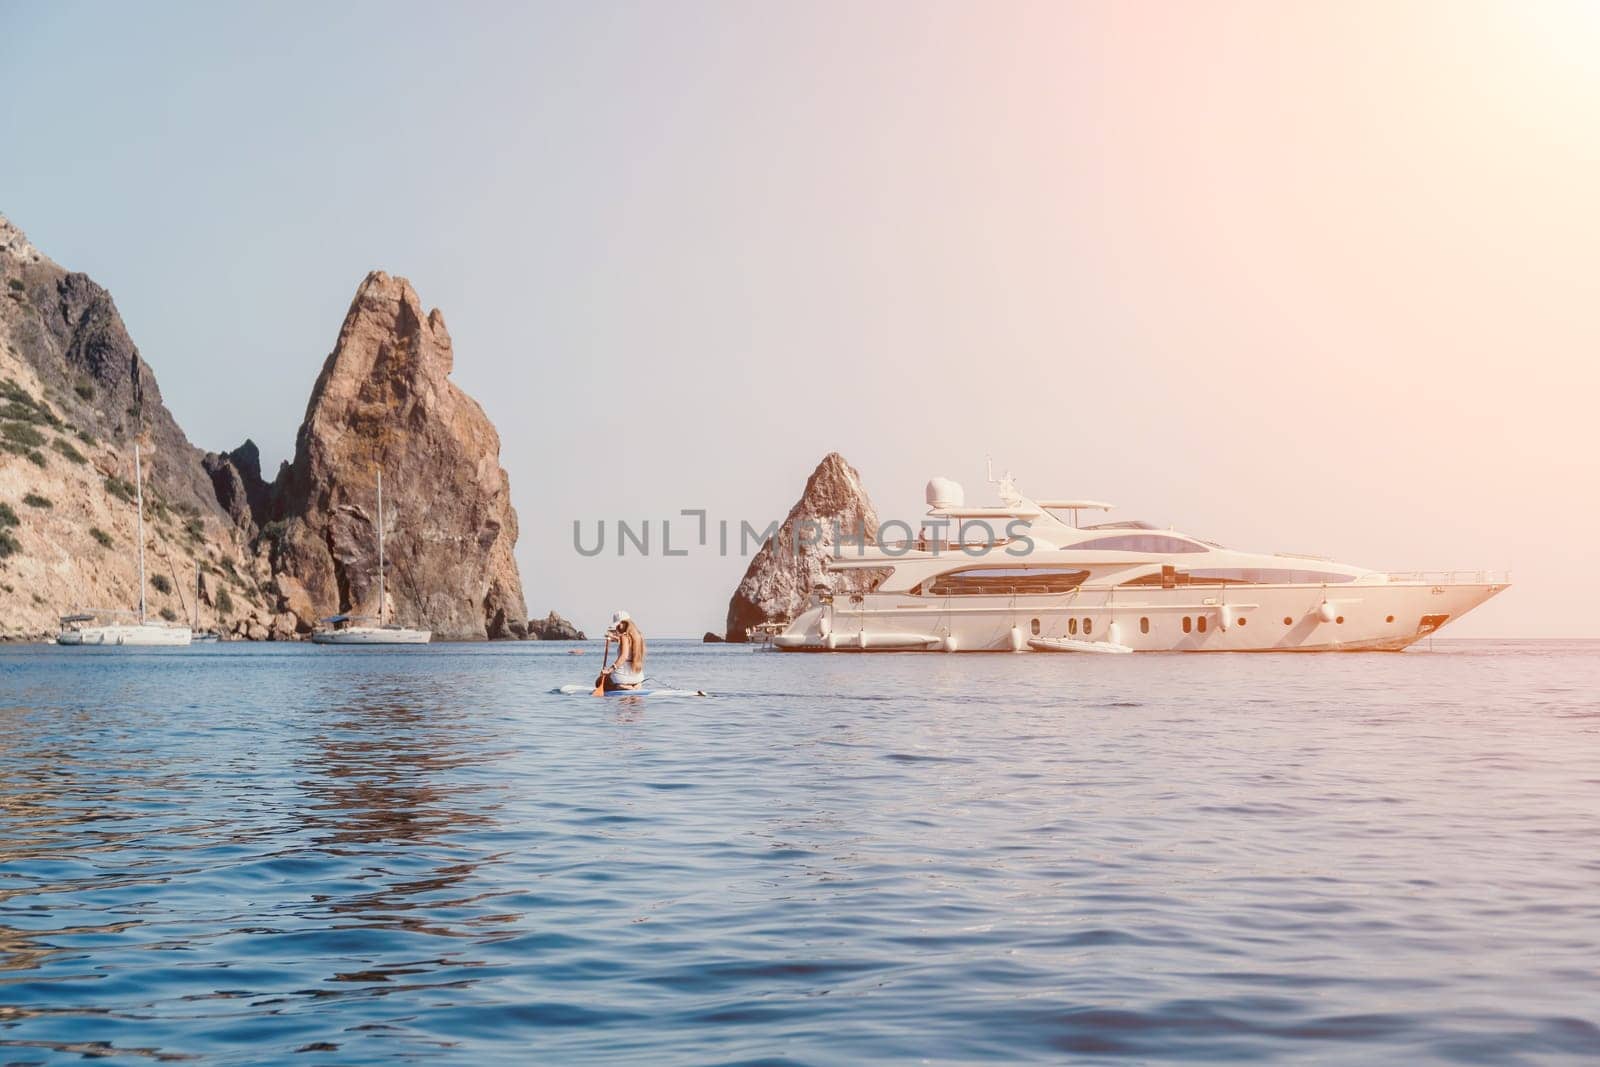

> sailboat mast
[135,443,146,624]
[376,471,384,627]
[194,559,201,630]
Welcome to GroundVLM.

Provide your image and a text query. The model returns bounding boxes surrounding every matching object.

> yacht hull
[777,581,1506,653]
[56,625,194,647]
[310,627,432,645]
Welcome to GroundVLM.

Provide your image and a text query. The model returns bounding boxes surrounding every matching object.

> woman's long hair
[617,619,645,670]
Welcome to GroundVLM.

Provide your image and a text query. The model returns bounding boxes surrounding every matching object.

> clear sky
[3,1,1596,637]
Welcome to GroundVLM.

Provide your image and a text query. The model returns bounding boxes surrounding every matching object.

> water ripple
[1,639,1598,1063]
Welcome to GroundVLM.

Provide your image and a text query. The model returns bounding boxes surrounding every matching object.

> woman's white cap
[611,610,630,626]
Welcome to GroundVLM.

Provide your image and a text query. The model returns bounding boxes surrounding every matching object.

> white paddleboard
[554,685,708,697]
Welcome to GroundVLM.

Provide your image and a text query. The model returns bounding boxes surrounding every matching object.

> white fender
[1009,626,1025,652]
[818,614,832,638]
[825,632,839,650]
[942,634,959,653]
[1107,620,1124,645]
[1317,601,1337,624]
[1215,604,1228,632]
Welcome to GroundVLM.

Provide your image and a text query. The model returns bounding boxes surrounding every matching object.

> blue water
[1,640,1597,1064]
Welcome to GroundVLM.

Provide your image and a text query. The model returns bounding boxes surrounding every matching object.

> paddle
[591,631,614,697]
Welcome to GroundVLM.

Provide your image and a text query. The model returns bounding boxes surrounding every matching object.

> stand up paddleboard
[554,685,708,697]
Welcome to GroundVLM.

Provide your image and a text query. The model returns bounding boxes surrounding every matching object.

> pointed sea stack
[725,452,882,642]
[254,272,528,638]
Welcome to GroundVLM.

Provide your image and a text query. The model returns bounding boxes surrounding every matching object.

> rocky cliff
[725,452,883,641]
[0,213,549,641]
[0,213,280,639]
[209,271,528,640]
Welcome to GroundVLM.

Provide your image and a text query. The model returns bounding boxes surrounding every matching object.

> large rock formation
[1,212,550,642]
[0,213,280,640]
[725,452,883,642]
[229,271,528,639]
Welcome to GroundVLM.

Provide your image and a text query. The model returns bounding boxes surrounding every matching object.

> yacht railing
[1384,570,1510,585]
[874,537,1017,554]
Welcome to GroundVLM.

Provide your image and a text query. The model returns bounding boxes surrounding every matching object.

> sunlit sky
[4,1,1596,636]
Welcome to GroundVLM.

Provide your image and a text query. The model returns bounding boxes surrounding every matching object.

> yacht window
[1140,617,1150,634]
[1335,615,1345,624]
[1283,616,1292,625]
[1068,618,1078,635]
[1083,618,1093,635]
[1386,614,1395,623]
[924,566,1091,596]
[1197,616,1208,633]
[1030,617,1040,635]
[1063,534,1207,554]
[1182,616,1192,633]
[1121,567,1358,587]
[1237,617,1247,626]
[1081,520,1158,531]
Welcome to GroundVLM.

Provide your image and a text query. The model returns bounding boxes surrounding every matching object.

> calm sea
[0,640,1596,1064]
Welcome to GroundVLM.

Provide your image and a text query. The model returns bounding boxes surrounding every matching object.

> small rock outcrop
[254,272,528,639]
[725,452,882,642]
[527,611,585,641]
[702,631,724,643]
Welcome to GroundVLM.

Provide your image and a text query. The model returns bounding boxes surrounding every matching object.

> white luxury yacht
[310,471,431,645]
[57,443,193,647]
[774,469,1507,654]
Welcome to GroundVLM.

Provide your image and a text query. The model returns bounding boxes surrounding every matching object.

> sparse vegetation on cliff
[50,437,87,465]
[0,503,17,557]
[105,474,137,504]
[150,574,172,595]
[215,586,234,616]
[1,422,45,448]
[90,526,114,548]
[22,493,51,509]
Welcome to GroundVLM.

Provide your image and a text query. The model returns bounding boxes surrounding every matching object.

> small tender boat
[1028,636,1133,654]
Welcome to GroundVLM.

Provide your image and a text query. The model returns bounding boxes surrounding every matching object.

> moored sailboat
[311,471,431,645]
[57,443,193,647]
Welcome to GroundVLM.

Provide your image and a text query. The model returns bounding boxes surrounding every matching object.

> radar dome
[926,478,964,509]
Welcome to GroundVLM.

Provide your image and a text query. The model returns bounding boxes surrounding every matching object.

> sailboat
[192,560,220,642]
[57,443,194,647]
[310,471,431,645]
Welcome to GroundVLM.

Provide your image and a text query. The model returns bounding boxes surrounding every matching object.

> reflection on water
[1,640,1598,1064]
[293,677,501,942]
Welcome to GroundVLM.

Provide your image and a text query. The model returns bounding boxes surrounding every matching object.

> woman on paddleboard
[598,611,646,692]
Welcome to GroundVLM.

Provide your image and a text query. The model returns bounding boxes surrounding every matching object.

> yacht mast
[135,443,146,625]
[194,559,202,630]
[376,470,384,627]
